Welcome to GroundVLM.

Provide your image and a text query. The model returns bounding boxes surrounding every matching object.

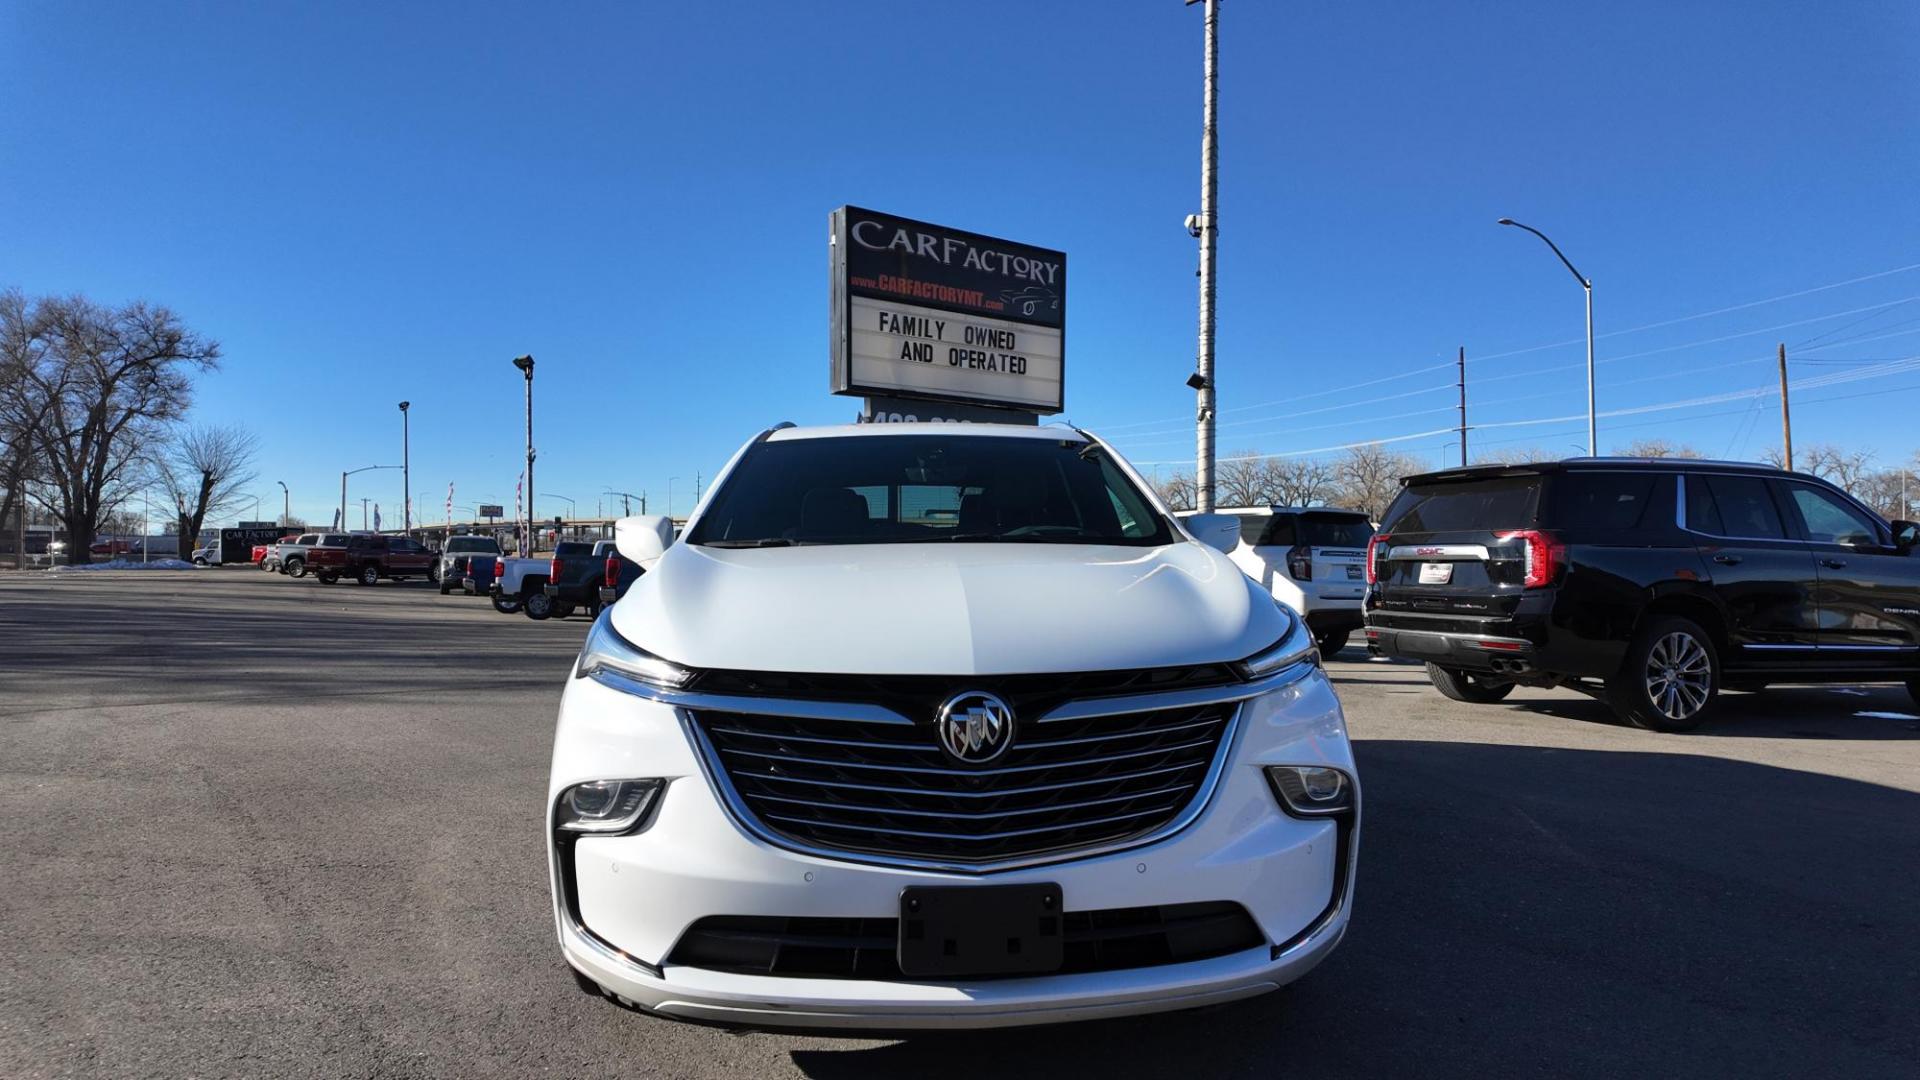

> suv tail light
[604,554,619,589]
[1495,530,1565,588]
[1365,534,1389,584]
[549,556,562,582]
[1286,543,1313,581]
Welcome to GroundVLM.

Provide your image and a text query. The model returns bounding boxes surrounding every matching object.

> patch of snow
[48,558,197,572]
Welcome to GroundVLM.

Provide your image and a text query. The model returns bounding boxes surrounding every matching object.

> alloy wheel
[1644,631,1711,721]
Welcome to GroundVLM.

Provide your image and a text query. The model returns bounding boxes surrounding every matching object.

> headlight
[575,612,695,690]
[1236,610,1319,679]
[1266,766,1354,817]
[554,779,663,834]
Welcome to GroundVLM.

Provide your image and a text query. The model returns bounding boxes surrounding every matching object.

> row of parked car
[241,530,641,621]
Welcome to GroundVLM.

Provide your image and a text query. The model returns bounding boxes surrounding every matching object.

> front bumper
[548,664,1358,1029]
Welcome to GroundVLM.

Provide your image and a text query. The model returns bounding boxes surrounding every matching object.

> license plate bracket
[898,884,1063,978]
[1419,562,1454,584]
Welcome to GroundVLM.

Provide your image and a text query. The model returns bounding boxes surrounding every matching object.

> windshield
[688,434,1172,547]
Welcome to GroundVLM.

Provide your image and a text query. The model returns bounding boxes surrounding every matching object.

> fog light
[555,779,663,834]
[1266,766,1354,817]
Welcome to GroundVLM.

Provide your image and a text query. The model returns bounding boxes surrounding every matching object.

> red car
[89,538,138,556]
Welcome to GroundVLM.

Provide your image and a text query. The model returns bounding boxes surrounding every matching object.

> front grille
[690,701,1237,865]
[666,901,1262,980]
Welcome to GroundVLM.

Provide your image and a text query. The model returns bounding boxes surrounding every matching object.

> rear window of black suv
[1381,475,1541,533]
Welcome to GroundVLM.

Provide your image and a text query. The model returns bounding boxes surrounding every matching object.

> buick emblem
[935,691,1016,765]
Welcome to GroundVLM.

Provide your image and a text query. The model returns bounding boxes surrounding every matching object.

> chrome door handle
[1821,558,1848,569]
[1711,554,1742,565]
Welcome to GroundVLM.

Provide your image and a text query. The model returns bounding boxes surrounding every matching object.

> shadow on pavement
[787,741,1919,1079]
[1490,686,1920,740]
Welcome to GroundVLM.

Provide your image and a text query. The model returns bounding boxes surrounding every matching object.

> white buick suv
[548,422,1359,1030]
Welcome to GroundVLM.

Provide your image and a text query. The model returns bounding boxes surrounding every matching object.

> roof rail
[1572,456,1779,469]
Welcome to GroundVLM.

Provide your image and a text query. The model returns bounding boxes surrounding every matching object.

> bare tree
[152,424,259,554]
[1614,438,1702,459]
[1798,443,1876,492]
[1263,456,1338,507]
[0,291,57,564]
[1216,451,1269,507]
[1472,446,1557,466]
[1153,471,1197,512]
[1334,445,1424,522]
[22,295,220,563]
[1853,469,1908,522]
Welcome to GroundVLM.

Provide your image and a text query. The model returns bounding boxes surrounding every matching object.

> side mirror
[1893,520,1919,551]
[614,515,675,568]
[1184,512,1242,555]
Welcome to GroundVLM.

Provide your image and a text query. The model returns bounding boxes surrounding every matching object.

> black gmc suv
[1364,458,1920,731]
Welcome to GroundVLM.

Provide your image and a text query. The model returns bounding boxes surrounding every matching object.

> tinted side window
[1701,475,1785,539]
[1550,473,1658,531]
[1684,476,1723,534]
[1784,483,1881,545]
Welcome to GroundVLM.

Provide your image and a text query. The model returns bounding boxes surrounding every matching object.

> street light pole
[1498,218,1596,455]
[398,401,411,534]
[1188,0,1220,512]
[341,465,401,533]
[513,356,535,554]
[276,480,289,527]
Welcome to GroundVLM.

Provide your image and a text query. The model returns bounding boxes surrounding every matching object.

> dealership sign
[831,206,1065,414]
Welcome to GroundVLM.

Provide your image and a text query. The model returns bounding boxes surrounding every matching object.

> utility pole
[513,355,536,555]
[398,402,411,534]
[1189,0,1220,513]
[694,471,703,509]
[361,498,369,530]
[1777,342,1793,471]
[277,481,288,527]
[1457,346,1468,466]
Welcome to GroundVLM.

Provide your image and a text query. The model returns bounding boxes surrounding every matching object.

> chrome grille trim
[742,760,1209,800]
[750,783,1195,820]
[711,735,1222,778]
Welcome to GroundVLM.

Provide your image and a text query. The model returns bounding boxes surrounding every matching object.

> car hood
[609,540,1286,675]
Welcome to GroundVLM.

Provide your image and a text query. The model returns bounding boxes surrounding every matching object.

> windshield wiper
[698,537,805,548]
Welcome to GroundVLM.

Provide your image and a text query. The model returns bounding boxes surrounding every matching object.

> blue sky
[4,1,1918,526]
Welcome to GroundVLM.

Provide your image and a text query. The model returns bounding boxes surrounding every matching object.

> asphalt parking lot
[2,568,1917,1079]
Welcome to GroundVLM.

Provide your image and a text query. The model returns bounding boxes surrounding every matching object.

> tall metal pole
[514,356,535,555]
[1497,218,1594,454]
[1192,0,1220,513]
[399,402,411,534]
[277,480,288,527]
[1457,346,1468,466]
[1584,282,1596,455]
[1777,342,1793,471]
[339,472,347,533]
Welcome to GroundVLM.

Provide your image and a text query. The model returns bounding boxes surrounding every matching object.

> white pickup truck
[486,541,600,618]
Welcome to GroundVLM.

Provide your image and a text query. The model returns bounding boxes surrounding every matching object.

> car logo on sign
[936,691,1016,765]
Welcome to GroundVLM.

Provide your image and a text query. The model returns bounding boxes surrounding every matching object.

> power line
[1096,267,1920,434]
[1134,357,1920,466]
[1471,261,1920,361]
